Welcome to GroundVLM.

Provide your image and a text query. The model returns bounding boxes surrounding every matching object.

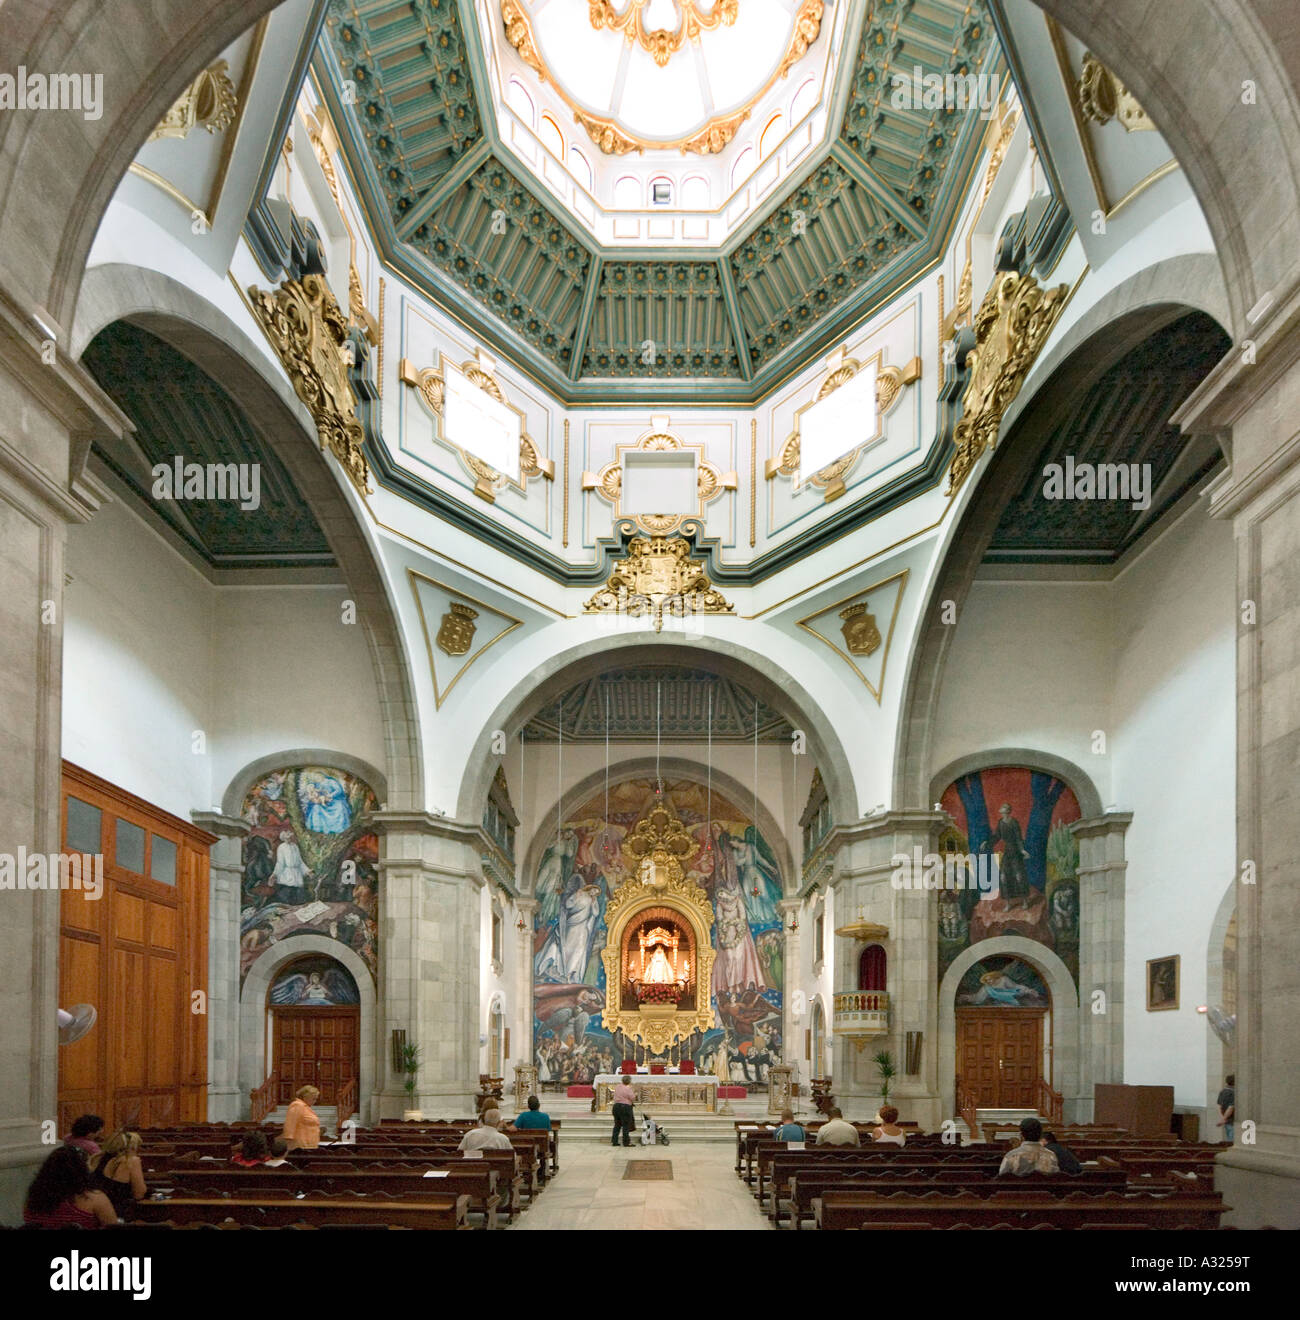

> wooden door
[956,1009,1044,1108]
[272,1008,359,1105]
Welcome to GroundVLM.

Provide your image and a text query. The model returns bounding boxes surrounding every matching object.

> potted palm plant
[872,1049,896,1109]
[401,1042,423,1122]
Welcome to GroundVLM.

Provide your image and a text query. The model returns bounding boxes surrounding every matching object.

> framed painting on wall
[1146,955,1180,1011]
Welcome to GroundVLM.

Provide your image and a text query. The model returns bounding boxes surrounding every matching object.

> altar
[594,1074,718,1112]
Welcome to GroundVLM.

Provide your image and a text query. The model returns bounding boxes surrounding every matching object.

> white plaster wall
[1112,508,1236,1110]
[64,499,215,818]
[62,497,387,820]
[930,579,1116,803]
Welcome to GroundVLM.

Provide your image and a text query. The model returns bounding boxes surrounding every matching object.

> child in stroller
[639,1113,670,1145]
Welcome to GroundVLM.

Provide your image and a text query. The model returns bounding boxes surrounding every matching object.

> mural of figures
[956,956,1050,1008]
[939,766,1081,984]
[240,766,379,982]
[532,779,784,1087]
[269,956,361,1006]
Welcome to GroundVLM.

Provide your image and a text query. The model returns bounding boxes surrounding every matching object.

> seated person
[264,1137,293,1168]
[232,1131,270,1166]
[997,1117,1060,1176]
[513,1095,552,1130]
[772,1109,806,1142]
[814,1107,860,1146]
[1042,1129,1082,1174]
[24,1146,117,1228]
[871,1104,906,1146]
[458,1108,514,1153]
[63,1113,105,1158]
[88,1130,147,1219]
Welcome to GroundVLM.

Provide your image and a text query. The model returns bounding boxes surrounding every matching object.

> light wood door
[272,1008,359,1105]
[957,1009,1044,1108]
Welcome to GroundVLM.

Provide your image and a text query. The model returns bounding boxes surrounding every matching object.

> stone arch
[519,755,796,905]
[222,749,388,820]
[938,936,1081,1122]
[929,749,1103,821]
[457,634,858,828]
[893,256,1231,809]
[73,263,422,811]
[1204,878,1237,1127]
[238,933,377,1125]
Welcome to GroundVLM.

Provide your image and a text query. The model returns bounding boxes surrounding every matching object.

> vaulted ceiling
[317,0,1000,401]
[521,667,793,742]
[985,312,1231,564]
[82,322,335,572]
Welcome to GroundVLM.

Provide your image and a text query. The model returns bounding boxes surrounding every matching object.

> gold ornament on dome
[601,798,716,1053]
[980,107,1019,206]
[1078,53,1155,133]
[248,275,371,495]
[501,0,822,156]
[839,602,881,657]
[589,0,740,69]
[767,351,921,502]
[398,355,553,503]
[149,60,238,142]
[947,271,1069,494]
[583,535,734,632]
[436,602,479,656]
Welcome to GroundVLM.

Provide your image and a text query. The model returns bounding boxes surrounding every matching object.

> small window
[539,114,564,160]
[492,911,503,964]
[760,113,784,159]
[150,835,177,886]
[681,175,709,209]
[814,912,825,965]
[569,147,593,191]
[790,77,817,124]
[506,78,535,126]
[613,175,641,209]
[650,178,673,206]
[66,797,102,854]
[115,819,146,874]
[730,146,753,190]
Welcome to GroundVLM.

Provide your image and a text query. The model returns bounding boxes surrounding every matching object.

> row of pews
[733,1121,1227,1230]
[105,1118,563,1232]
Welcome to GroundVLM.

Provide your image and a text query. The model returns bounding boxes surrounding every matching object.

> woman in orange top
[282,1085,322,1150]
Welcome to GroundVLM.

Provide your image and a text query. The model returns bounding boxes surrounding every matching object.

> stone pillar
[1179,299,1300,1227]
[829,811,946,1129]
[0,293,118,1220]
[1070,812,1131,1123]
[373,812,483,1119]
[515,896,537,1084]
[777,898,800,1089]
[191,812,249,1122]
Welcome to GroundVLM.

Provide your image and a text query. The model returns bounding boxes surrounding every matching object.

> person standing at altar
[610,1075,636,1148]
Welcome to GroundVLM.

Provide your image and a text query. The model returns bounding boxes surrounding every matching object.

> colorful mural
[532,778,784,1088]
[956,956,1050,1008]
[269,955,361,1006]
[240,766,379,983]
[938,766,1081,985]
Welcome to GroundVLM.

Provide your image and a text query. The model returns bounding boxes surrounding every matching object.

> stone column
[829,811,946,1129]
[1070,812,1131,1122]
[777,898,801,1095]
[1179,296,1300,1227]
[373,811,484,1119]
[191,812,249,1122]
[0,293,119,1220]
[515,897,537,1086]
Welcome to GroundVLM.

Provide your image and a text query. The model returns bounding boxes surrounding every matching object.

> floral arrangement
[634,980,684,1005]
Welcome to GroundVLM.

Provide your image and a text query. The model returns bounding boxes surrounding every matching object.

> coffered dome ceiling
[317,0,999,400]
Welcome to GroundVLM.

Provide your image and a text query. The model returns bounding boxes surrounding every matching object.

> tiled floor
[509,1141,771,1231]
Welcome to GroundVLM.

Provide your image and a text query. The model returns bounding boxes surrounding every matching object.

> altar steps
[552,1113,747,1144]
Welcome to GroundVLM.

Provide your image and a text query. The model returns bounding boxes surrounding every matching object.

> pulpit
[767,1064,794,1115]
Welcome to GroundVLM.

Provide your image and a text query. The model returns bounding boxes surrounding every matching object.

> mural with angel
[270,956,361,1006]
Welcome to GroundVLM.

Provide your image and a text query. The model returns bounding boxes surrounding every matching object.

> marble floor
[509,1141,772,1231]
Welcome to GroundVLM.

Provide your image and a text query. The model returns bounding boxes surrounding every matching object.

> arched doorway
[954,955,1052,1110]
[268,955,360,1109]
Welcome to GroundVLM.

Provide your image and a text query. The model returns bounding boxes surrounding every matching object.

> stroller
[639,1113,670,1146]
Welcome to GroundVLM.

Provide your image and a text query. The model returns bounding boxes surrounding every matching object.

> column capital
[191,811,249,839]
[1069,811,1133,839]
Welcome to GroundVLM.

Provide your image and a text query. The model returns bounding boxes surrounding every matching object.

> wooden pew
[134,1192,471,1230]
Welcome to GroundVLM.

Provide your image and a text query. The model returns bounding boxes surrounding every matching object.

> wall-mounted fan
[1197,1004,1236,1046]
[57,1005,97,1045]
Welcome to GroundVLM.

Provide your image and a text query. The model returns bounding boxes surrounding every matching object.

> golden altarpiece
[595,798,719,1109]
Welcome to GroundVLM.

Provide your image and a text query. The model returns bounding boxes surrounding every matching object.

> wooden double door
[272,1008,359,1106]
[957,1009,1045,1109]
